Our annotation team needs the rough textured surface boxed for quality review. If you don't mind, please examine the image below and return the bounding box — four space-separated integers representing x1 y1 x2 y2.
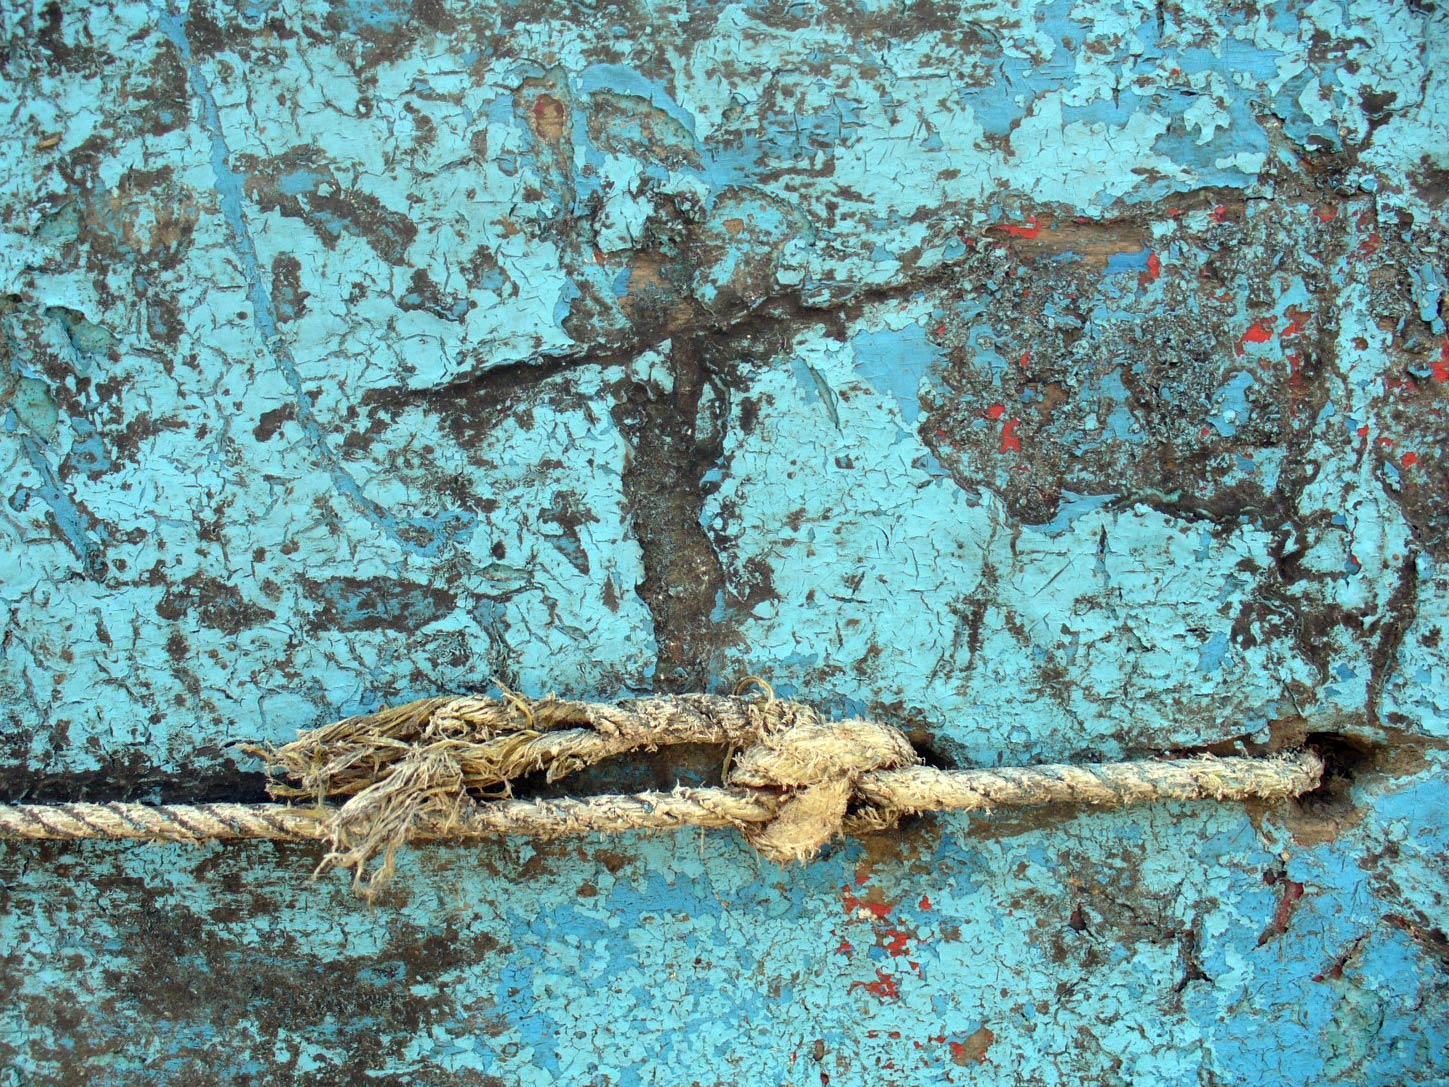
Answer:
0 0 1446 1083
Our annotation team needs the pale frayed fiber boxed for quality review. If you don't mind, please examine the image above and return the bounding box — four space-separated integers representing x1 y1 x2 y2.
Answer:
0 691 1324 899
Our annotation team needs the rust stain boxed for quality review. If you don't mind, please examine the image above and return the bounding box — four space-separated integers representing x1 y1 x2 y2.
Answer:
949 1026 995 1066
531 93 567 144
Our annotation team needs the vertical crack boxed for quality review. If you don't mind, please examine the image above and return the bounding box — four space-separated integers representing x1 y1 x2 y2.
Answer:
612 339 731 692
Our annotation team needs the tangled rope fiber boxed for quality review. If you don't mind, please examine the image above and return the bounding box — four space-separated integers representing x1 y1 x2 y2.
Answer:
0 688 1324 897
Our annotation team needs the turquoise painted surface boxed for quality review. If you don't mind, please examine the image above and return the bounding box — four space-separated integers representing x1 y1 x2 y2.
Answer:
1 0 1446 1083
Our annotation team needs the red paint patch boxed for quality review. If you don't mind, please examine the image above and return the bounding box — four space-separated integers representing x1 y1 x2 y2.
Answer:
1401 452 1418 469
995 215 1042 239
1211 204 1230 223
881 929 911 956
985 403 1006 420
919 895 933 910
999 418 1022 453
1279 306 1310 340
1315 204 1338 223
1019 349 1031 370
1238 319 1275 353
842 885 894 919
1141 250 1161 284
851 971 900 1000
1434 342 1449 383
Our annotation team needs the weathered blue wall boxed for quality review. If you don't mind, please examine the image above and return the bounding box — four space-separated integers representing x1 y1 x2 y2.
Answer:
1 0 1446 1083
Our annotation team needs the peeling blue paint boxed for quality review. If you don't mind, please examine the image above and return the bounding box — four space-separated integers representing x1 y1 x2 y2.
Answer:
1 0 1447 1082
850 324 941 427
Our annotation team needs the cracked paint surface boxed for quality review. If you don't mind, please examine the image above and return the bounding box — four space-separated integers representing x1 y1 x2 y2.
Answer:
0 0 1446 1083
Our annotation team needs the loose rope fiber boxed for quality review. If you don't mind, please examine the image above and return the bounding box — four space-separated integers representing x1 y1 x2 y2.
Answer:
0 689 1324 897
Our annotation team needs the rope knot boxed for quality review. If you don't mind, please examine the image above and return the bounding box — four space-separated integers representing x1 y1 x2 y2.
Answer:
727 717 920 864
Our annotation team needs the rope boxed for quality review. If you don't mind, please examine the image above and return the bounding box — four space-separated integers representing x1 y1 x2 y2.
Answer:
0 691 1324 897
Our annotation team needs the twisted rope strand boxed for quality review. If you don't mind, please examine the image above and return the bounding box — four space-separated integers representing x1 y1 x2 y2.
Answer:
0 791 779 843
855 753 1325 814
0 756 1322 840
